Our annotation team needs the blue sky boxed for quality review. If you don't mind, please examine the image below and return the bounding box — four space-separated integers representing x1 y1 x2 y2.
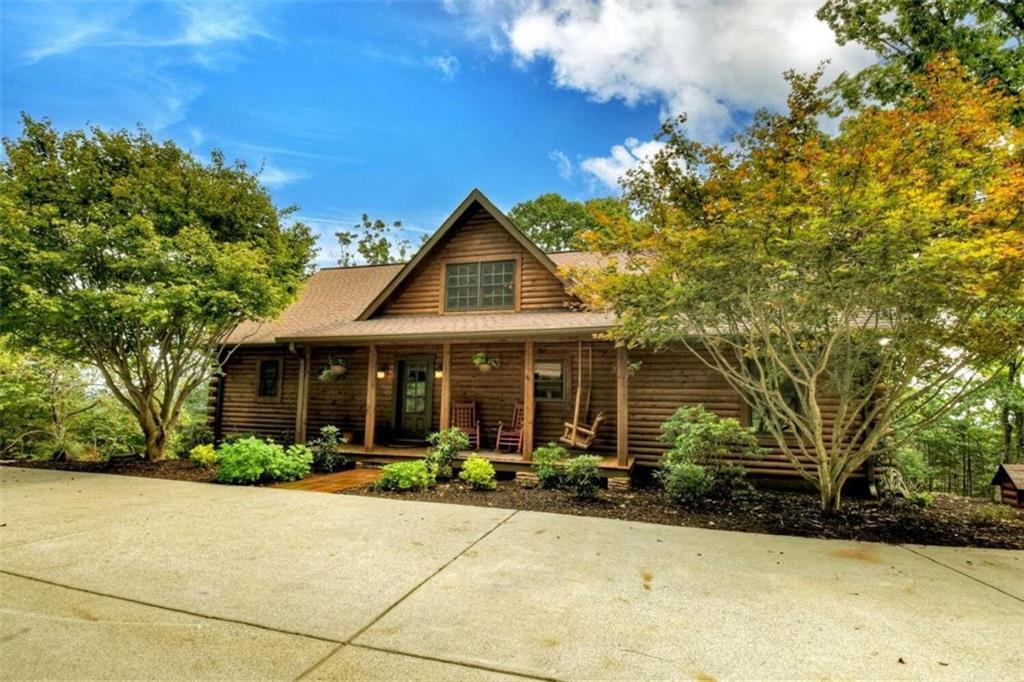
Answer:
1 1 872 266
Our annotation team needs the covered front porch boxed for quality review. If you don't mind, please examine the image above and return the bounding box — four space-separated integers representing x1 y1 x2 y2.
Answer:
289 335 635 472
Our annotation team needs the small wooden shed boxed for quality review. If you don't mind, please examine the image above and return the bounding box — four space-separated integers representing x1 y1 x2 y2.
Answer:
991 464 1024 508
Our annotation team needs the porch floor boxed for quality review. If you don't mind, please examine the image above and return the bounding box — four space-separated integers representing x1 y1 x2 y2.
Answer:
337 444 634 478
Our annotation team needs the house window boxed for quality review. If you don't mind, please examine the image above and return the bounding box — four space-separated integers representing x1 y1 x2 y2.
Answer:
257 359 282 399
445 260 515 311
534 360 565 402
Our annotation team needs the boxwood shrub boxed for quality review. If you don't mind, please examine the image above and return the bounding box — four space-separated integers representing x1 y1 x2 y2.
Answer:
563 455 602 499
531 443 569 488
458 456 497 490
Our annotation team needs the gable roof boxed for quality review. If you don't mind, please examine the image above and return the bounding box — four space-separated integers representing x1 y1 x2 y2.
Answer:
225 264 403 344
355 188 568 321
991 463 1024 489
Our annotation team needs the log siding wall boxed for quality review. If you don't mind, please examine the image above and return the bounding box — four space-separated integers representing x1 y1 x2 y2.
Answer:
215 347 301 441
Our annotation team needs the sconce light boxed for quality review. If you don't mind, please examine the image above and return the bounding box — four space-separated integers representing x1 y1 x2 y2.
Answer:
434 369 444 379
376 365 388 380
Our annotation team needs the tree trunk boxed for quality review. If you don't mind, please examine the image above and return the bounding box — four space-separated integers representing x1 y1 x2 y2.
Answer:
1011 409 1019 462
818 471 842 513
139 410 168 461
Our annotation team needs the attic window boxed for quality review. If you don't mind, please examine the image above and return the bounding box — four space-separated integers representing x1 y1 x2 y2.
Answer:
445 260 515 311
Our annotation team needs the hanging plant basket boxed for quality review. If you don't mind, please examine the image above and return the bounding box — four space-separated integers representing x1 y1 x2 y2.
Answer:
319 358 348 382
472 352 499 372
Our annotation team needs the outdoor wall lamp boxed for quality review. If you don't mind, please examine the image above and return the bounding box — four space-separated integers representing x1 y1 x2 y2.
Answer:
376 365 388 380
434 369 444 379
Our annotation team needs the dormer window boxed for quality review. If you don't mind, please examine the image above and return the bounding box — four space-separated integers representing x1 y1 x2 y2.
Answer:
445 260 516 311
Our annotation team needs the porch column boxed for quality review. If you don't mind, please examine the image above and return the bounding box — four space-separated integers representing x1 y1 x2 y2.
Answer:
616 345 629 467
439 342 452 430
294 346 312 444
522 339 535 459
364 344 377 451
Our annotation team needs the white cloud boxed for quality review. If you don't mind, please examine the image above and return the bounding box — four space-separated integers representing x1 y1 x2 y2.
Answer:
17 1 270 65
579 137 664 191
175 3 270 48
486 1 874 190
425 54 460 81
187 127 205 147
549 149 573 180
258 163 308 189
505 1 873 141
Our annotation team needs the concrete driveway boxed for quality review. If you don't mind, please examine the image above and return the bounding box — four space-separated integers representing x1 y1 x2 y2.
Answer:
1 467 1021 681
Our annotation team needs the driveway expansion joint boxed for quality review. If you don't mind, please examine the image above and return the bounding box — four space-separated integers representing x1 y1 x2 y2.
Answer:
294 509 523 681
349 642 561 682
0 569 343 644
897 544 1024 603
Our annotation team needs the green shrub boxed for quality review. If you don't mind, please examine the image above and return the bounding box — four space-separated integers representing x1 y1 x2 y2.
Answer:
269 444 313 481
172 421 214 458
660 460 714 503
658 406 759 502
374 460 435 491
660 405 760 467
310 425 348 473
564 455 601 499
216 437 311 484
459 456 497 490
425 427 470 479
531 443 569 488
908 491 935 508
189 444 218 468
713 463 753 497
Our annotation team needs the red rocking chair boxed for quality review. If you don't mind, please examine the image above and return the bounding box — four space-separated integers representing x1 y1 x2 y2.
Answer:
451 401 481 450
495 402 525 453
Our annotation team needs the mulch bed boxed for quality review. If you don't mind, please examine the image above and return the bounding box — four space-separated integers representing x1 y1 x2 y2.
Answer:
6 457 219 483
347 480 1024 550
8 459 1022 549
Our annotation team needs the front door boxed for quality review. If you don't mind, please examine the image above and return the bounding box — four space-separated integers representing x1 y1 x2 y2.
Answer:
394 356 433 439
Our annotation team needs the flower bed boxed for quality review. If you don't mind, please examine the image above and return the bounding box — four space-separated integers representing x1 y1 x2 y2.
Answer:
346 479 1024 550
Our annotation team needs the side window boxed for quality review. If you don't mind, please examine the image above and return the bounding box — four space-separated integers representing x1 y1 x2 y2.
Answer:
257 359 282 399
534 360 565 402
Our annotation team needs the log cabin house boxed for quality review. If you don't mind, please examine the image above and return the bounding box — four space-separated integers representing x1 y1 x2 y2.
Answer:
210 189 871 487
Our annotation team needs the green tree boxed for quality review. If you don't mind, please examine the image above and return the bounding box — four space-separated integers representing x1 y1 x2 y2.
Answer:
819 0 1024 120
0 116 315 461
0 340 143 459
574 59 1024 511
336 214 412 266
821 0 1024 458
508 193 629 251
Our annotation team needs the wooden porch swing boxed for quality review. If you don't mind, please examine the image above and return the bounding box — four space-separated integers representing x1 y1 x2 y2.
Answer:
559 342 606 450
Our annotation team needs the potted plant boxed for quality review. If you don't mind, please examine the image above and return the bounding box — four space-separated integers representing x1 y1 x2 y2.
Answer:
318 358 347 382
472 352 499 372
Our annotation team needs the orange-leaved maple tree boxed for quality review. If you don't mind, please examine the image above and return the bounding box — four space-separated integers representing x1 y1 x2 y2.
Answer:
573 57 1024 511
